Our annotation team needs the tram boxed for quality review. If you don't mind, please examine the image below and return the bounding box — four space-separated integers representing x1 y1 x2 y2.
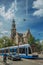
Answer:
0 44 38 59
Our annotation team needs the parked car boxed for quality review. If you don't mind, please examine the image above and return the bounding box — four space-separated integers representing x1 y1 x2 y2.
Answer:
41 51 43 54
8 54 21 61
32 52 38 58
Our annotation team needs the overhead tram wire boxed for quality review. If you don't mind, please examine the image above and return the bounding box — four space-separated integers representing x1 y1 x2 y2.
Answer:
23 0 28 21
26 0 28 17
14 0 28 22
13 0 19 56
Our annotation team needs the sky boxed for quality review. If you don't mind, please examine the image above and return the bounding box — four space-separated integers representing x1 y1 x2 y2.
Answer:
0 0 43 41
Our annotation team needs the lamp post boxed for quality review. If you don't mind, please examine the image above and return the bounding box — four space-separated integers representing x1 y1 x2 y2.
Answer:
3 39 6 47
18 41 19 56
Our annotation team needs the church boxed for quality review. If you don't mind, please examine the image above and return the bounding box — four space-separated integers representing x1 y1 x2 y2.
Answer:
11 19 30 45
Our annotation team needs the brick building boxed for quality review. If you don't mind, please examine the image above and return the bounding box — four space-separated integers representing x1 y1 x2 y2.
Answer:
11 19 30 45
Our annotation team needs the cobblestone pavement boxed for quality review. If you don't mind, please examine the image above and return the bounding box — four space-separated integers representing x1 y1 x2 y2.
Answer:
0 54 43 65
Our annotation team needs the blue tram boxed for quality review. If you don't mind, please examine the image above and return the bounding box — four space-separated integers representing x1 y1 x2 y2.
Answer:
0 44 38 59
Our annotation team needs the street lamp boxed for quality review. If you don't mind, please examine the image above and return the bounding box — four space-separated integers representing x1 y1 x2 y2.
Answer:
3 39 6 47
3 40 5 44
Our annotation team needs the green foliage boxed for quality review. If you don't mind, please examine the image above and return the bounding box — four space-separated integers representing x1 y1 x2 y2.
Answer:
28 34 35 45
0 36 15 48
35 39 42 52
28 33 42 52
41 41 43 51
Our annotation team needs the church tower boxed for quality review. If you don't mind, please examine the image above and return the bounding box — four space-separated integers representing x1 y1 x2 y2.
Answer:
11 19 16 42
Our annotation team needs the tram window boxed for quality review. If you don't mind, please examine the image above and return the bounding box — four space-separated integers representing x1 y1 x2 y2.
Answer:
6 49 8 53
16 48 19 53
28 47 31 54
19 48 22 53
12 49 14 52
19 48 25 54
0 50 1 53
1 50 4 53
12 48 18 53
11 49 16 54
0 50 2 53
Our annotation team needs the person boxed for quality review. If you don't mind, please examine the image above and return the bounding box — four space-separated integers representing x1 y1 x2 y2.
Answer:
3 50 7 63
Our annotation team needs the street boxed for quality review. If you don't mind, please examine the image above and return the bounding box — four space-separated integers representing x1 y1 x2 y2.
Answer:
0 54 43 65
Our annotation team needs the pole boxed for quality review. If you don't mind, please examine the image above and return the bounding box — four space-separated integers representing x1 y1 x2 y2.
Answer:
18 42 19 55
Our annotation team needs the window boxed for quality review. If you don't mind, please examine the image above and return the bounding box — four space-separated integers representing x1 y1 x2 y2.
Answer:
28 47 31 54
19 48 25 54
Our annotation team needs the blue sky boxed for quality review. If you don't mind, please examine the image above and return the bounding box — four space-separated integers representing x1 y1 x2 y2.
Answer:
0 0 43 41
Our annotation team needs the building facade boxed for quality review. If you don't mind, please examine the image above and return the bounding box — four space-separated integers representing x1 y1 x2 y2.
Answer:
11 19 30 45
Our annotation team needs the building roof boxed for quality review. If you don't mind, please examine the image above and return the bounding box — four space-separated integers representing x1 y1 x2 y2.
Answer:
17 33 23 37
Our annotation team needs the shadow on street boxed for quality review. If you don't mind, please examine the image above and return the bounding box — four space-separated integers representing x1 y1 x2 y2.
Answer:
36 57 43 60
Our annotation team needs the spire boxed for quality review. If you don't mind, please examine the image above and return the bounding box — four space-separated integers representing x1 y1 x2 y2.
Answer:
12 19 16 29
11 19 16 40
13 19 15 24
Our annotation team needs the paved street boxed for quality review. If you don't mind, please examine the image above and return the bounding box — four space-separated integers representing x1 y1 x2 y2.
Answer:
0 54 43 65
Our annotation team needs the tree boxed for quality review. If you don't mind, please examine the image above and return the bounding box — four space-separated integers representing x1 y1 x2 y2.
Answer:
0 38 4 48
35 39 42 52
41 41 43 51
28 34 42 52
0 36 14 48
28 34 35 45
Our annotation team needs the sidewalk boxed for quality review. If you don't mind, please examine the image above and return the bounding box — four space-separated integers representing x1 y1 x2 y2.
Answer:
0 56 3 65
39 54 43 58
0 56 11 65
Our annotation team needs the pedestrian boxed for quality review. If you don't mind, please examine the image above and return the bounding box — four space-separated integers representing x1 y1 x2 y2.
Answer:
3 50 7 63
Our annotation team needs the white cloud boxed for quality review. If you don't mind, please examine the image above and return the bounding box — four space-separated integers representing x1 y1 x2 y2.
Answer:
33 0 43 9
0 22 3 26
0 0 17 20
0 6 5 17
1 31 9 34
32 0 43 17
33 9 43 17
40 40 43 43
0 30 11 37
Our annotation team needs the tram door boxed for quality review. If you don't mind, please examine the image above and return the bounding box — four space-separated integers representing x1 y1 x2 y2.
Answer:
25 48 28 56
